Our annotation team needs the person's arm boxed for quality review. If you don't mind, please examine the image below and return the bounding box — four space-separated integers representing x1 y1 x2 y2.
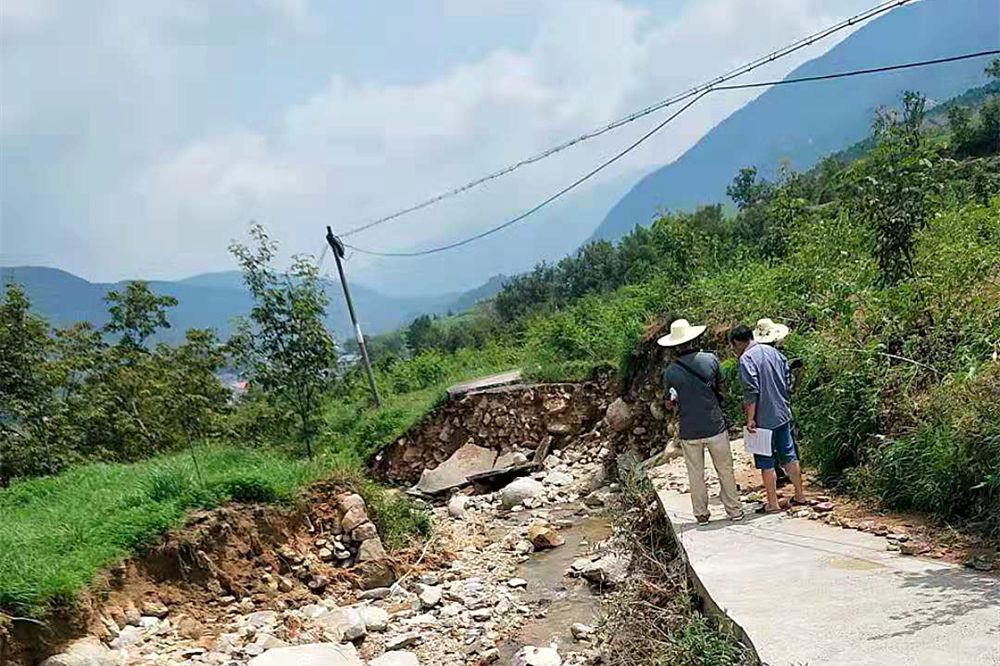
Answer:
739 355 759 432
744 401 757 433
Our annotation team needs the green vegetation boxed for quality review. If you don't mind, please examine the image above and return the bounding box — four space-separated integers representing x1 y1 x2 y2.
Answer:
0 446 317 613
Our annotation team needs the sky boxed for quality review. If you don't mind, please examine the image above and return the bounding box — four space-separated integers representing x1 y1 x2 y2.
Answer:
0 0 881 289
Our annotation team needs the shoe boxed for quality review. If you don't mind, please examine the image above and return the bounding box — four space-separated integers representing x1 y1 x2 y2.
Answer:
729 512 745 522
696 515 710 524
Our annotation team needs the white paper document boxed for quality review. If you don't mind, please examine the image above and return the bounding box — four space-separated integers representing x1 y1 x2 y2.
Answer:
743 427 773 456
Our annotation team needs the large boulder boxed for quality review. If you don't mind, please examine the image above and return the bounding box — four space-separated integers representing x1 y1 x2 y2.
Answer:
500 478 544 509
414 443 497 494
247 643 363 666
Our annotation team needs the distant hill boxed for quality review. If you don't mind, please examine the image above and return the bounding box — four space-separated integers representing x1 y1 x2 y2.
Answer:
0 266 503 344
589 0 1000 241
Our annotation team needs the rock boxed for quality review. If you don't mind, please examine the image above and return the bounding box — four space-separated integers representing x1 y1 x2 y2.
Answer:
109 625 144 650
385 634 422 650
315 607 367 641
581 552 630 587
123 602 141 627
370 652 421 666
277 575 295 592
507 578 529 588
359 587 393 601
359 606 390 632
351 521 379 542
256 634 290 650
543 471 573 487
813 501 835 513
512 645 562 666
900 541 932 556
448 495 469 518
141 600 169 618
546 423 571 435
605 398 631 432
247 610 278 627
338 492 367 514
300 604 329 619
176 616 205 639
358 536 385 562
247 643 363 666
308 575 329 593
418 584 443 609
40 637 126 666
527 523 566 550
965 555 995 572
342 506 369 533
414 443 498 494
471 607 493 621
356 561 396 589
501 478 545 509
570 623 594 641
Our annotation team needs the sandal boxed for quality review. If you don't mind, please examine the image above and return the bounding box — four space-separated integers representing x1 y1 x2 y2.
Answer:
756 504 781 514
789 497 809 507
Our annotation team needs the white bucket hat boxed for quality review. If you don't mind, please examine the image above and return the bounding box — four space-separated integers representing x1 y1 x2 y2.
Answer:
657 319 707 347
753 317 790 344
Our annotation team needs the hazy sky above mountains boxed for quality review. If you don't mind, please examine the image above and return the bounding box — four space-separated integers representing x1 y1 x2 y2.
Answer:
1 0 877 286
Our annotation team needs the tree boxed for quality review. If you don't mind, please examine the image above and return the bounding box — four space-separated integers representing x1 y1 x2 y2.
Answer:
986 57 1000 81
726 167 773 211
104 281 178 349
0 283 56 483
849 92 939 286
405 314 437 354
228 224 337 458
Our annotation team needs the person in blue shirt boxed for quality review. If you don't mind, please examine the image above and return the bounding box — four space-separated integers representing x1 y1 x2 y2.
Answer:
729 323 806 513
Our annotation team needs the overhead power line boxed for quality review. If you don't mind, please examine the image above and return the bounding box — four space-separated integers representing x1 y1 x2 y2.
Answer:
339 0 917 239
344 48 1000 258
347 92 709 257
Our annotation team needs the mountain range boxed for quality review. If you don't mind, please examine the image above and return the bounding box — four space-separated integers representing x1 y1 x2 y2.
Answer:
0 266 503 344
589 0 999 241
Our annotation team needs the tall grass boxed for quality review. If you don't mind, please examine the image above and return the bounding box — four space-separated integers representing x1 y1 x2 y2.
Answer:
0 446 321 614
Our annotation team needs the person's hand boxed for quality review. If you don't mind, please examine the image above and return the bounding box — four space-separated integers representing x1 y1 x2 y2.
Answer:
746 419 756 434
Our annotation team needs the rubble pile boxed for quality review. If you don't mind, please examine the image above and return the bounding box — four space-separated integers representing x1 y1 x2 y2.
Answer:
39 428 630 666
370 379 611 487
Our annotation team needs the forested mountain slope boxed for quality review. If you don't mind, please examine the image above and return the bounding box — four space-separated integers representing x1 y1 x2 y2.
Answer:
590 0 999 241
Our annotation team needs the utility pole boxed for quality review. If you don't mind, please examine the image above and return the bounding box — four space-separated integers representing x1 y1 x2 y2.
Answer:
325 226 381 408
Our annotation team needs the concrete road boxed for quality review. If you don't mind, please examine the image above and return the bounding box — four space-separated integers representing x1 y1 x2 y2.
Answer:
652 457 1000 666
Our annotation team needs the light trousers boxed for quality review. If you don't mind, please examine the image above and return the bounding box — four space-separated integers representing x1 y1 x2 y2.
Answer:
680 431 743 519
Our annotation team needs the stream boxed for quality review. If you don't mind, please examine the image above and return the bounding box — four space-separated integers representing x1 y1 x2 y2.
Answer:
496 510 613 661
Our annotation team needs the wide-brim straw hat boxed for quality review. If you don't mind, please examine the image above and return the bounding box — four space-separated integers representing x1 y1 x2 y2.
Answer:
753 317 790 344
657 319 707 347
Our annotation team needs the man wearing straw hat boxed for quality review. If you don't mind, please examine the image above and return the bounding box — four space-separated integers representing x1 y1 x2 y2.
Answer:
659 318 744 524
730 319 807 513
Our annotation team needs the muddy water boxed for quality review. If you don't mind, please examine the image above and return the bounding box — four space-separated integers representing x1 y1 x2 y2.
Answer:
496 511 613 661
